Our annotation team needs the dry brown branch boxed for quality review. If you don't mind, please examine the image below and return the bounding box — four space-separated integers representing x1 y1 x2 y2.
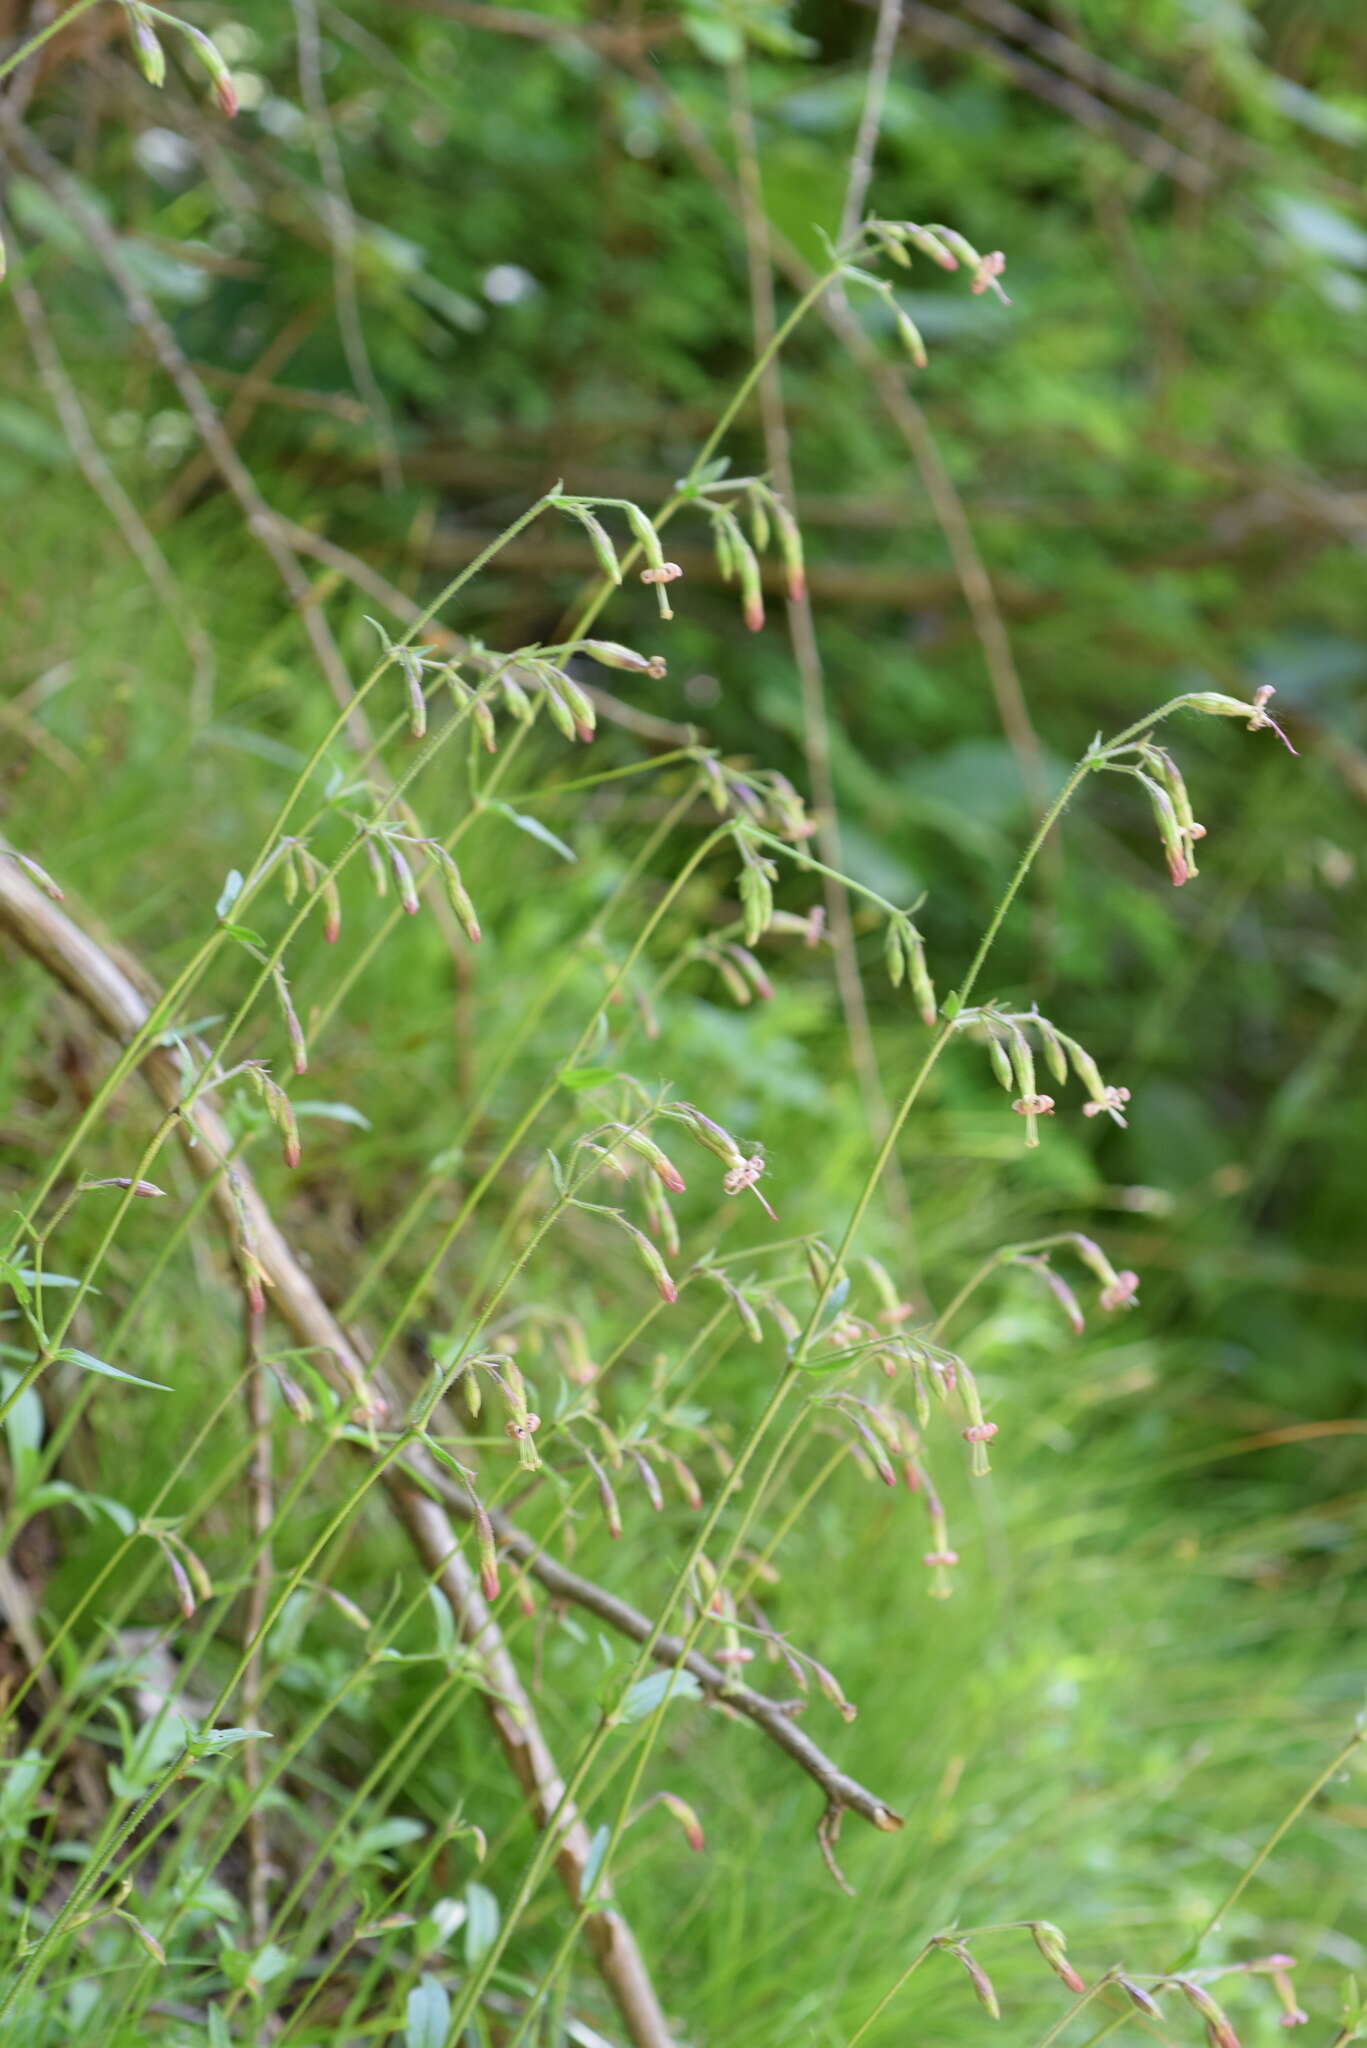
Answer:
0 853 675 2048
725 56 916 1256
386 0 677 57
418 1472 903 1837
0 117 368 747
1 217 216 715
153 308 322 526
0 847 904 1847
293 0 401 491
894 0 1216 190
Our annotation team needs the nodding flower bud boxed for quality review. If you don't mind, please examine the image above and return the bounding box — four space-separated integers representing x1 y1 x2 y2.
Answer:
579 640 668 680
270 1364 312 1422
627 1225 678 1305
126 3 166 86
385 840 421 916
80 1177 167 1199
474 1498 499 1601
1270 1968 1308 2027
566 504 622 585
614 1125 686 1193
770 496 806 602
900 222 959 270
656 1792 705 1852
176 20 238 116
675 1104 745 1171
1029 1922 1086 1996
988 1033 1015 1092
1117 1978 1162 2018
8 850 64 900
585 1448 623 1540
896 310 929 369
946 1943 1001 2020
1173 1978 1242 2048
163 1545 196 1620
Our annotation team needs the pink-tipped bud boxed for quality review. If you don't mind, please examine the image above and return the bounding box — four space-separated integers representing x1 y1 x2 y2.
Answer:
9 851 64 900
1174 1977 1241 2048
1030 1923 1085 1996
479 1507 506 1597
743 591 765 633
658 1792 704 1853
627 1226 678 1304
946 1943 1000 2020
244 1261 267 1318
618 1126 686 1193
668 1452 703 1512
387 842 420 916
177 21 238 117
580 640 668 680
164 1546 196 1621
1265 1964 1307 2028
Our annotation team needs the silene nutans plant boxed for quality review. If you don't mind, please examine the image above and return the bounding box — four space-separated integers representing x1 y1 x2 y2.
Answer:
0 8 1362 2048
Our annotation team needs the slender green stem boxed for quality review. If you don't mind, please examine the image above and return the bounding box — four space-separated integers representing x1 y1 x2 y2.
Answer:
0 0 103 84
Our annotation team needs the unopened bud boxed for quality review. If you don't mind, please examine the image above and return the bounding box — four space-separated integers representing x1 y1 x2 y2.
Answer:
1117 1978 1162 2018
1174 1977 1241 2048
627 1225 678 1305
947 1943 1000 2020
126 3 166 86
176 20 238 116
657 1791 704 1852
579 640 668 680
1029 1922 1086 1996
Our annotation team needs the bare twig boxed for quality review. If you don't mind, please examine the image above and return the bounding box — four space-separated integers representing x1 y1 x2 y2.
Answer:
838 0 904 246
725 58 917 1256
241 1297 274 1957
153 307 321 526
0 854 675 2048
293 0 401 490
2 215 217 718
418 1472 903 1838
894 0 1215 190
1 847 903 1839
1 116 368 749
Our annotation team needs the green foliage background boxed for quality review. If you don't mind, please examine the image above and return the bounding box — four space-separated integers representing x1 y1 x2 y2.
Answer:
0 1 1364 2042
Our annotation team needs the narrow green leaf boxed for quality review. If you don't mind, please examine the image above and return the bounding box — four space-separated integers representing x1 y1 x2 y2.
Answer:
57 1348 169 1392
488 800 576 862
